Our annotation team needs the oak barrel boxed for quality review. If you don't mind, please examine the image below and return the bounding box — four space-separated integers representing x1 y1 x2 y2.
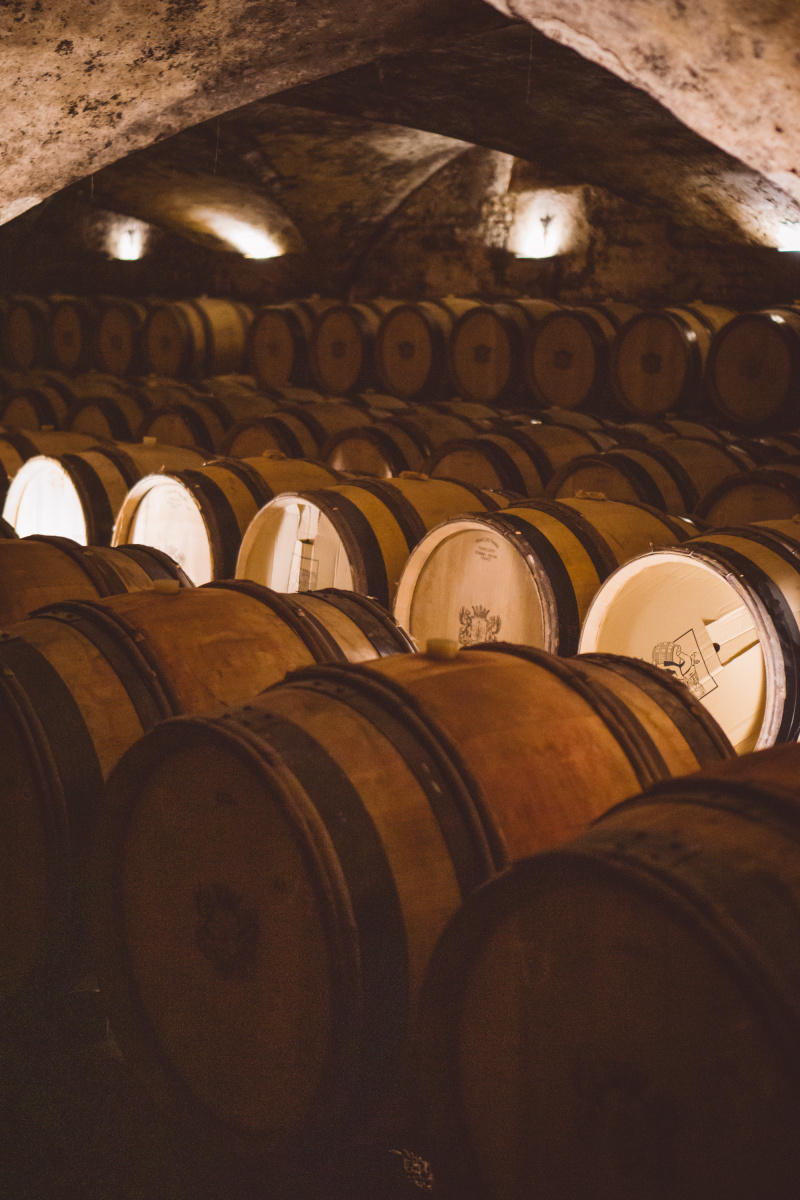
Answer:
48 296 99 374
113 457 340 584
248 299 333 390
91 644 730 1155
449 302 551 405
236 476 511 606
697 463 800 525
224 403 372 460
526 304 624 411
707 306 800 430
375 298 479 401
0 429 101 504
394 497 693 655
310 302 399 395
325 411 475 478
67 387 152 442
4 296 51 370
416 743 800 1200
144 299 253 379
579 518 800 754
0 382 72 431
96 298 150 376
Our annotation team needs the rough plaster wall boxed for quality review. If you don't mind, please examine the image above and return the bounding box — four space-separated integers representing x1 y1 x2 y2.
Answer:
486 0 800 204
0 0 498 225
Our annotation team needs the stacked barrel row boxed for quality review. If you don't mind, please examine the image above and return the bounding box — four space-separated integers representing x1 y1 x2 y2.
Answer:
6 292 800 431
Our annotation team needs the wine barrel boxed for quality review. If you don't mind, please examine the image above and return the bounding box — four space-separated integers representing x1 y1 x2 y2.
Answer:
0 581 412 1003
95 298 150 376
310 301 399 394
375 298 479 401
619 417 725 443
547 438 751 514
449 302 552 405
224 404 372 459
248 299 334 390
4 296 50 370
0 536 192 627
144 299 253 379
579 518 800 754
612 303 736 416
696 462 800 525
707 306 800 430
67 388 152 442
325 411 475 478
357 389 411 414
416 743 800 1200
526 304 624 412
2 442 204 545
0 429 101 504
0 383 72 431
48 296 99 374
91 644 731 1156
113 457 341 585
138 396 229 454
236 476 511 606
425 426 613 497
394 497 693 655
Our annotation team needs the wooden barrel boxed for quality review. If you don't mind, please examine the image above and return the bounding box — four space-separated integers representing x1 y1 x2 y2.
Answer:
416 743 800 1200
3 296 51 370
236 476 512 606
248 299 334 389
138 396 229 454
707 306 800 430
0 429 101 504
144 299 253 379
113 457 341 584
91 644 730 1156
425 425 612 497
619 417 725 443
696 462 800 525
66 388 151 442
0 535 192 628
325 411 475 478
96 298 150 376
394 497 694 655
224 404 372 459
612 303 736 416
2 442 204 545
579 518 800 753
449 302 551 405
0 383 72 431
526 304 623 411
136 375 205 407
374 298 480 401
547 438 751 514
310 302 398 394
0 581 412 1003
357 389 411 414
48 296 99 374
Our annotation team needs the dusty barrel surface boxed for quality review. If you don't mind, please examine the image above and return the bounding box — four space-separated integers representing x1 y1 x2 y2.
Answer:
144 299 253 379
425 424 613 497
114 457 341 584
394 497 694 655
91 644 730 1157
2 441 204 545
707 306 800 430
416 743 800 1200
579 518 800 754
611 303 735 416
0 582 410 1004
0 535 192 627
236 475 511 606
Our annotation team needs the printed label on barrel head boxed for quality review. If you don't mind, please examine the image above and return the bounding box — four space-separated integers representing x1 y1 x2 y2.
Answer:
474 536 499 563
459 604 501 646
652 628 718 700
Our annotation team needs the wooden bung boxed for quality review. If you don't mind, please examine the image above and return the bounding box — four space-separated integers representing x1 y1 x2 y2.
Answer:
579 517 800 754
611 303 736 416
416 743 800 1200
113 457 341 585
707 305 800 430
3 442 204 545
96 298 150 376
91 645 731 1155
144 299 253 379
236 475 513 606
0 581 412 1003
0 536 192 628
393 496 694 655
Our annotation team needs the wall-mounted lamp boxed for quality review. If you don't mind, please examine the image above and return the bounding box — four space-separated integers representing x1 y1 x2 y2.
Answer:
188 208 284 259
776 221 800 252
509 189 583 259
106 217 151 261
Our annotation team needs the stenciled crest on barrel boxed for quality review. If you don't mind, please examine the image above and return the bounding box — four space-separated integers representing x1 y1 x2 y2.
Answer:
459 604 501 646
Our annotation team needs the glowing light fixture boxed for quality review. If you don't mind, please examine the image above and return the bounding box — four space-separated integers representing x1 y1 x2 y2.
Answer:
189 207 284 259
509 189 582 259
776 221 800 252
107 217 150 261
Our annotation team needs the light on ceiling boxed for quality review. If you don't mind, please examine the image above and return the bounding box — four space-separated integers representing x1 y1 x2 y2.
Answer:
509 189 582 259
107 217 150 261
190 208 284 259
776 221 800 252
